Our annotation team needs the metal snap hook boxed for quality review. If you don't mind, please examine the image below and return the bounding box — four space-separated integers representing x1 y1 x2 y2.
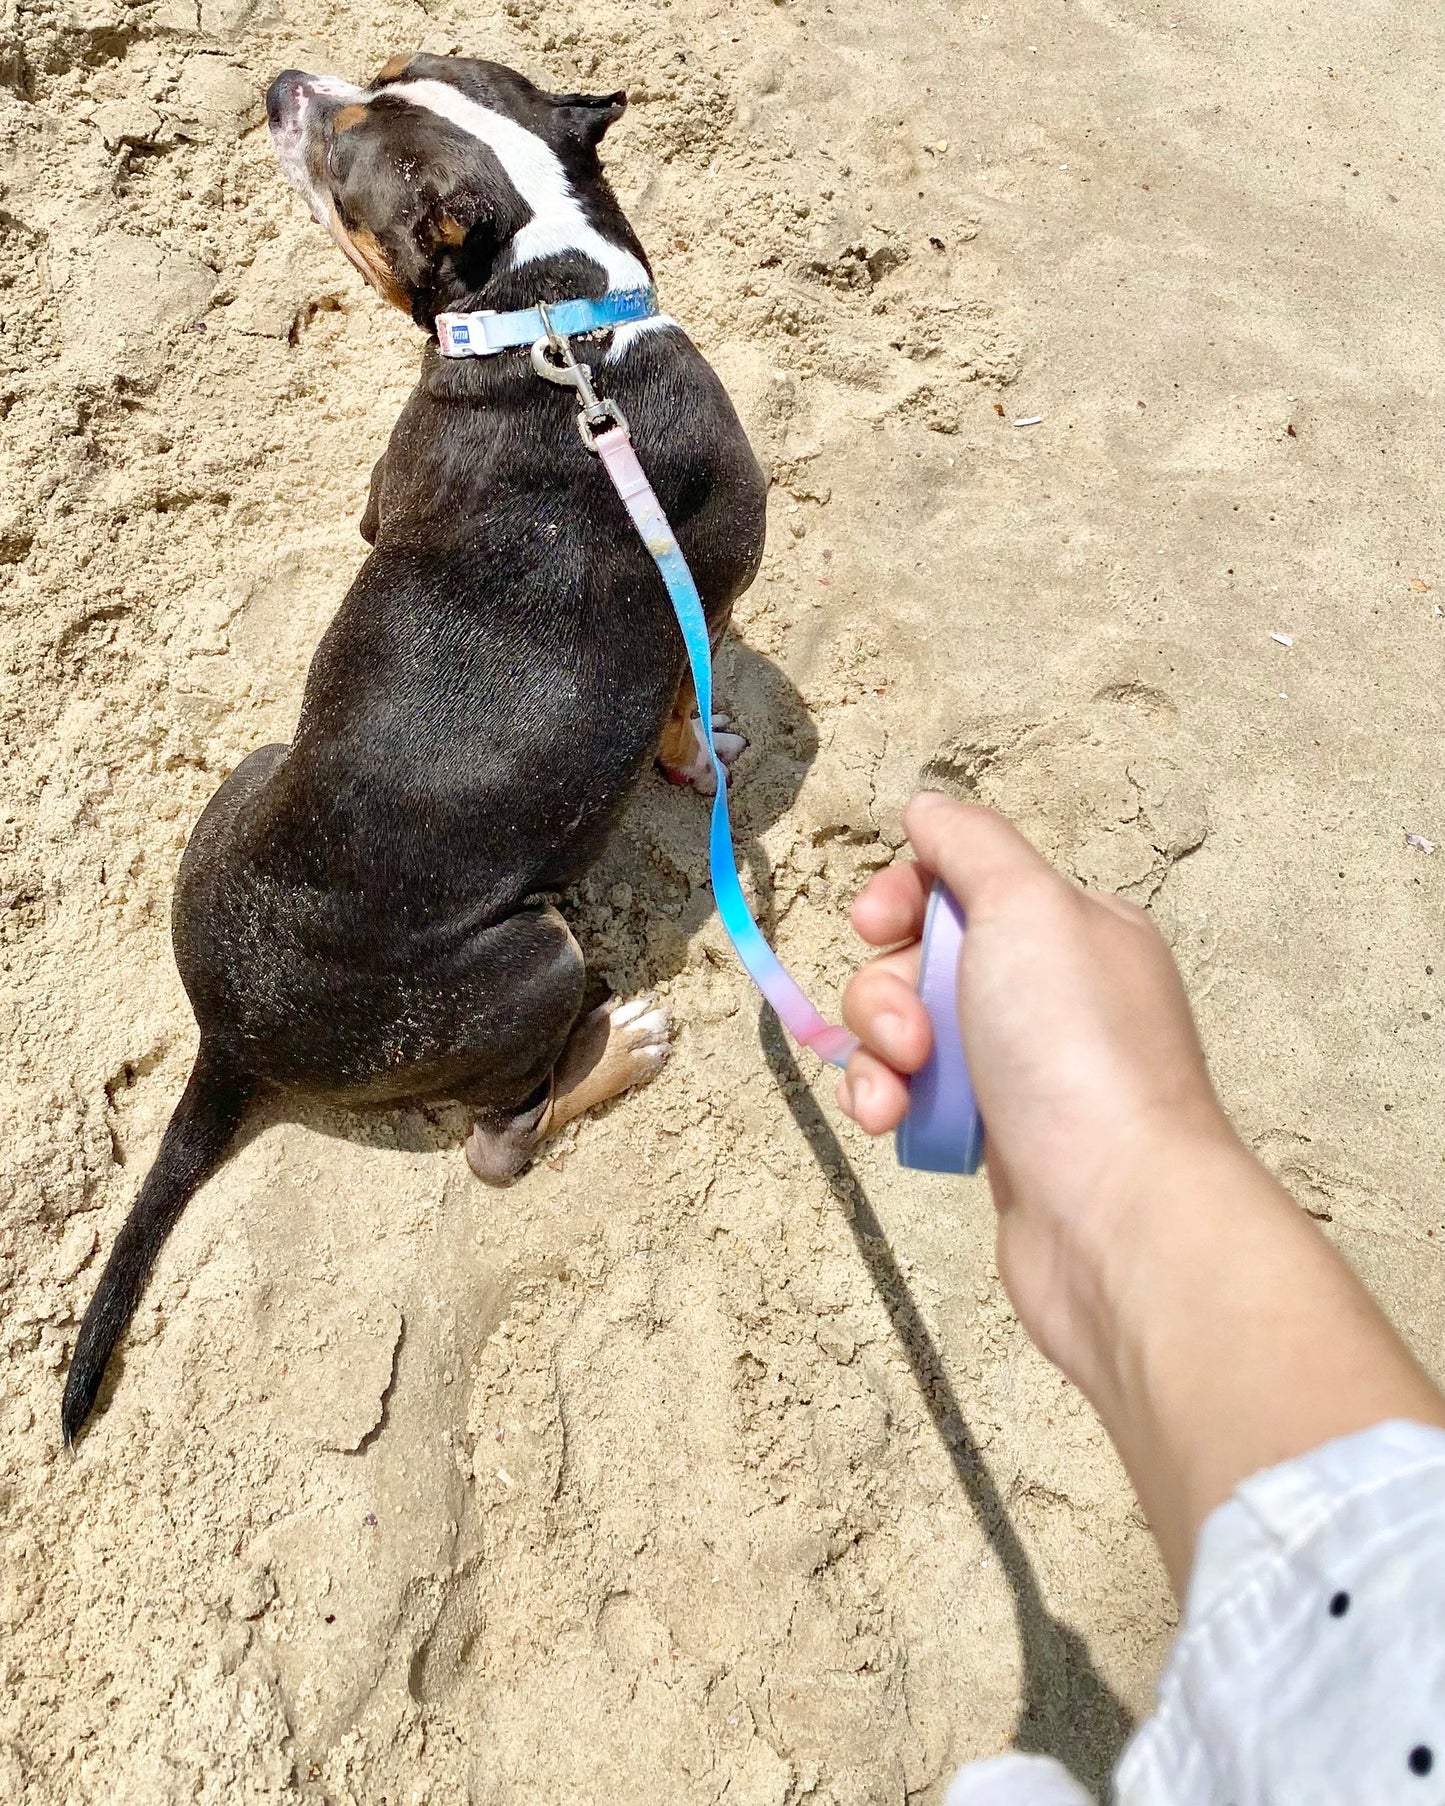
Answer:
529 304 630 452
529 334 590 389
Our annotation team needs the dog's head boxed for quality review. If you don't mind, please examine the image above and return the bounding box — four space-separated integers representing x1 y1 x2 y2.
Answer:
265 54 632 325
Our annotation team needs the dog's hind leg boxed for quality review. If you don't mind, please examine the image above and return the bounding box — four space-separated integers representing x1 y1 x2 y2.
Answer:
465 989 671 1185
303 898 662 1183
544 994 672 1130
656 666 748 794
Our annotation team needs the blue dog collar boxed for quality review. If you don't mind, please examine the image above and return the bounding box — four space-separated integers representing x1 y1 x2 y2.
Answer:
436 285 658 358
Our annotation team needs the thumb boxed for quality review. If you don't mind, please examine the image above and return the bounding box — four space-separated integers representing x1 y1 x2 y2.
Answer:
901 794 1057 917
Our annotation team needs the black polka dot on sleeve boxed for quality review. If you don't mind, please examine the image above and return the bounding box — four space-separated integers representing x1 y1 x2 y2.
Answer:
1328 1591 1351 1617
1408 1746 1434 1778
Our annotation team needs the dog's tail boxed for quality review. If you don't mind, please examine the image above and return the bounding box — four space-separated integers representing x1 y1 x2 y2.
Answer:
62 1051 258 1449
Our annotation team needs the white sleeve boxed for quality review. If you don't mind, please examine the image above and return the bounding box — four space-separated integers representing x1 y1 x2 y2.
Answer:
944 1752 1095 1806
1117 1418 1445 1804
941 1420 1445 1806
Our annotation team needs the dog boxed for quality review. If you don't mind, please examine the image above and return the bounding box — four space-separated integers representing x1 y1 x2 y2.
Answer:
61 52 768 1446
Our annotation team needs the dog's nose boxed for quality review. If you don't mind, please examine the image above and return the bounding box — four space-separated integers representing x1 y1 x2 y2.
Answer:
265 70 313 128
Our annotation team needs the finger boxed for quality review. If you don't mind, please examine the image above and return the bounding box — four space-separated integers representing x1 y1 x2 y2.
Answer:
836 1047 911 1134
841 962 932 1072
851 860 930 946
853 942 922 988
902 794 1059 918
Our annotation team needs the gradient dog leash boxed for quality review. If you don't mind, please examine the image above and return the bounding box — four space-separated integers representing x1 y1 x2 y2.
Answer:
436 289 982 1173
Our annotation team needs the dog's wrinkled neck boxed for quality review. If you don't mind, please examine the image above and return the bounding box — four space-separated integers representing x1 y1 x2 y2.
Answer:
413 207 656 413
463 242 648 311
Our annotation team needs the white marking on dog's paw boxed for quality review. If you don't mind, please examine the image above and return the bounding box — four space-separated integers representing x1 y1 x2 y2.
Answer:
552 995 671 1114
466 995 673 1180
607 994 653 1028
600 993 673 1067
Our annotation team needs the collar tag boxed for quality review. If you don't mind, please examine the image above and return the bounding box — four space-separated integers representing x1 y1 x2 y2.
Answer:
436 311 502 357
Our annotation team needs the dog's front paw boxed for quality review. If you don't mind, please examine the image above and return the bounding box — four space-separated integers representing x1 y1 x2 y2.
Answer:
659 712 747 795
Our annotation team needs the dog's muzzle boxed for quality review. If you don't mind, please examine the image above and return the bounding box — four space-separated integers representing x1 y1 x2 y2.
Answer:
265 69 367 227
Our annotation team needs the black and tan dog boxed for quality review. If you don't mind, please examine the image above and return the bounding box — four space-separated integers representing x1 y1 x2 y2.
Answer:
62 53 767 1445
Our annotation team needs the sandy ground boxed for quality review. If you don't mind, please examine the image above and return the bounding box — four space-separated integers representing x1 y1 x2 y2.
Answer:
1 0 1442 1799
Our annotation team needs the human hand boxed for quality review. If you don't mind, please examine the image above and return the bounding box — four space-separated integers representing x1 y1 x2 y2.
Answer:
837 793 1234 1376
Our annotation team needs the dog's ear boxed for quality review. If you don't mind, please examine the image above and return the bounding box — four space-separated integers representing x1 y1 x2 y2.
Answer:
424 195 505 279
546 89 627 151
406 173 516 329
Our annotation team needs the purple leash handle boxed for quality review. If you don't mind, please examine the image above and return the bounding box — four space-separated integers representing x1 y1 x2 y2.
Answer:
895 881 985 1174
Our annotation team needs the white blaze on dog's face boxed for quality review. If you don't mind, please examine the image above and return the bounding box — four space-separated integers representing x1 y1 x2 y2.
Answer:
263 54 645 320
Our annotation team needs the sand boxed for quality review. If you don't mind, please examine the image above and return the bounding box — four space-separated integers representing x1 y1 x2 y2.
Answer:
1 0 1442 1799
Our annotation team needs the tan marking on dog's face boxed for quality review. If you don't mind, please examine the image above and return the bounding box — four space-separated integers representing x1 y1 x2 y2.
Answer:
435 213 467 247
340 224 411 311
377 53 413 81
332 102 369 133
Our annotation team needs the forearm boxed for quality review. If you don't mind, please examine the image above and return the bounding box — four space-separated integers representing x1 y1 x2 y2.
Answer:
1059 1132 1445 1595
